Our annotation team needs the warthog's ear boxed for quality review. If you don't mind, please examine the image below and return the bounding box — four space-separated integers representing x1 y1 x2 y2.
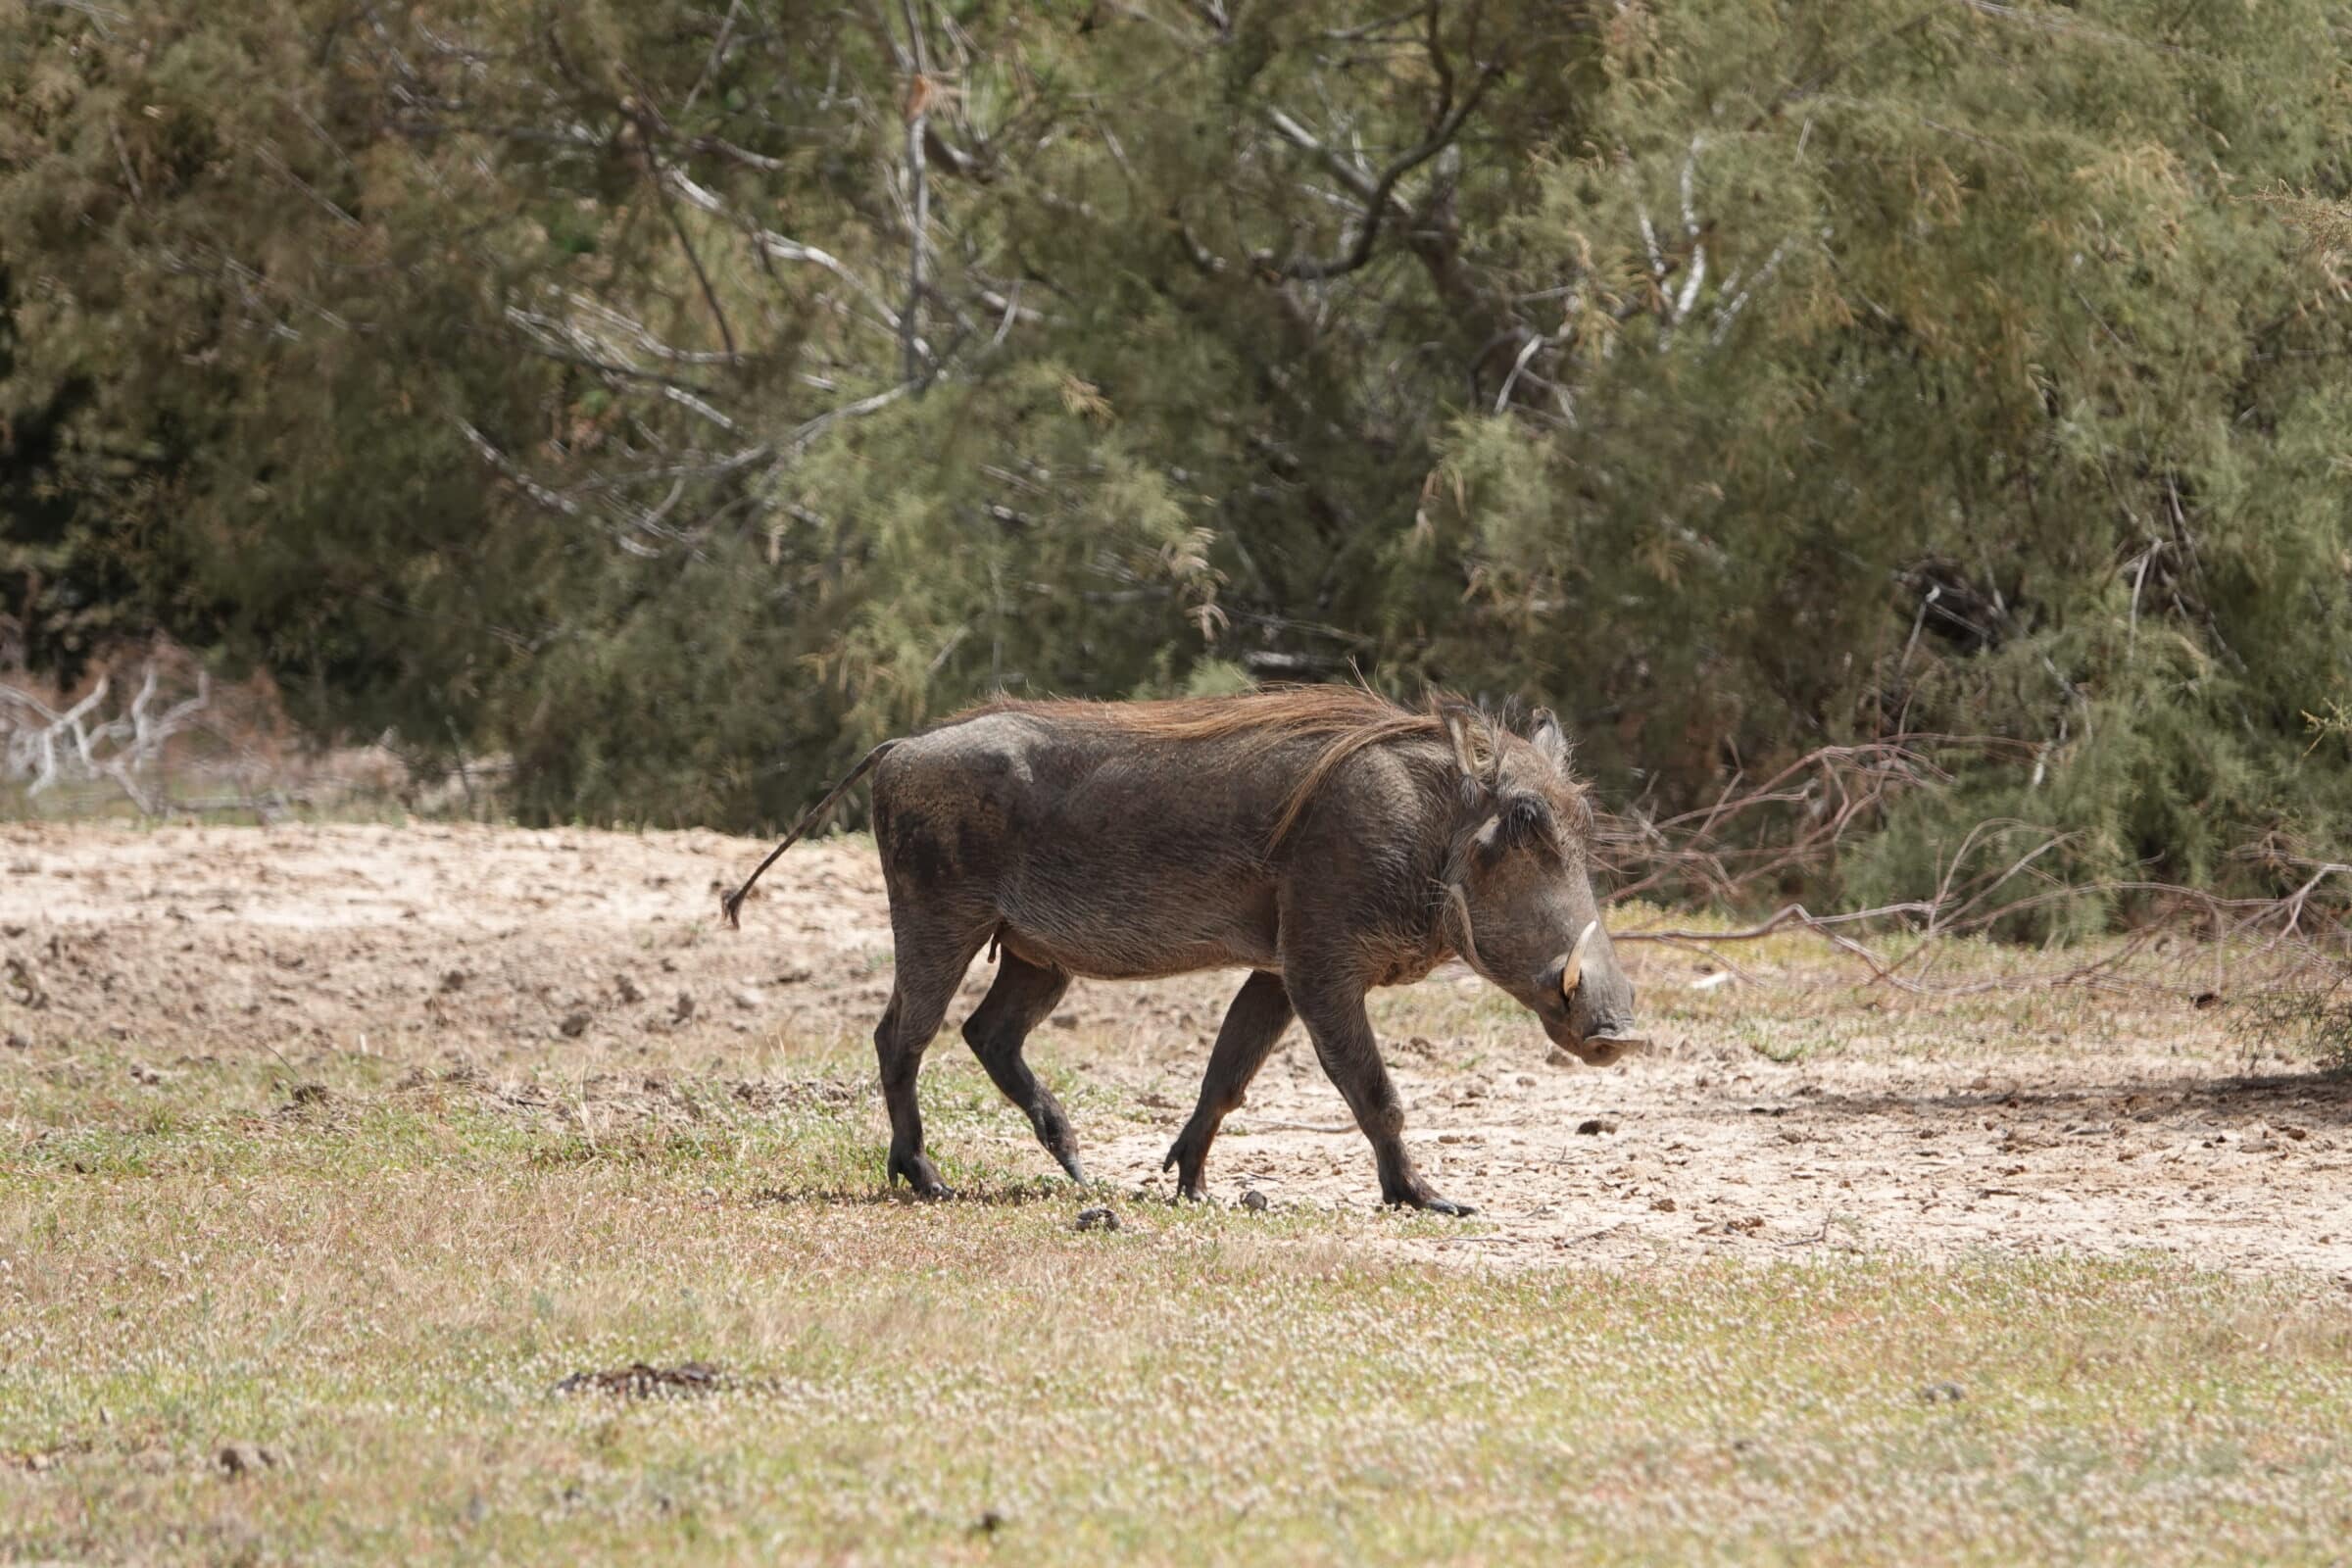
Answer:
1530 708 1571 772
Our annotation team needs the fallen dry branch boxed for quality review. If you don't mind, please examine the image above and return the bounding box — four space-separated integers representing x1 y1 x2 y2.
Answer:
1597 738 2351 1002
1595 735 2038 907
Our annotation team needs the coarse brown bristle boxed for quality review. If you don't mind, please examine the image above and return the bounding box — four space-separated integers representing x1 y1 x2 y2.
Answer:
948 686 1580 850
958 684 1430 738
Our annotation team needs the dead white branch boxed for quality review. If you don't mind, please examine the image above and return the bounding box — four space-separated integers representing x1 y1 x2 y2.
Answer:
1711 238 1789 346
660 167 908 339
1672 135 1707 322
0 664 211 815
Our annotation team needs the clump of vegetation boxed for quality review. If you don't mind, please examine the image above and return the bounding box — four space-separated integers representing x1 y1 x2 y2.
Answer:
2234 975 2352 1074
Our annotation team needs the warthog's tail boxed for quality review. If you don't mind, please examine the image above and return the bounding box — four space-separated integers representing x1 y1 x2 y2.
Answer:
719 741 900 929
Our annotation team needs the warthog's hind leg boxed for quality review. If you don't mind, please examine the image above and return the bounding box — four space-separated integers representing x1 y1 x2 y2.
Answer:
875 920 987 1199
1289 975 1473 1216
962 952 1084 1181
1163 970 1295 1201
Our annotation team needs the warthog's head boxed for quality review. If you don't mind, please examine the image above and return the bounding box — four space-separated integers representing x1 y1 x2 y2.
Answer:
1441 708 1644 1066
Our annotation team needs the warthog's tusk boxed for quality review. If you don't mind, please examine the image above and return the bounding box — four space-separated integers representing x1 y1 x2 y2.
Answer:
1560 919 1598 1000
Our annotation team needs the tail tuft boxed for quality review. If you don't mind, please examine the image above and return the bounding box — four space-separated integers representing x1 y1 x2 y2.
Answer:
719 885 747 929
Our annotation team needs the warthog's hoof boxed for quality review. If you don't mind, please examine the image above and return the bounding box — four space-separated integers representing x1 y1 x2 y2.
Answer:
888 1151 954 1200
1161 1133 1211 1201
1384 1185 1476 1217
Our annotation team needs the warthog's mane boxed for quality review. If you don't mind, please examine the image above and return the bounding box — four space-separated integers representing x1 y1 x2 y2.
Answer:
954 685 1587 853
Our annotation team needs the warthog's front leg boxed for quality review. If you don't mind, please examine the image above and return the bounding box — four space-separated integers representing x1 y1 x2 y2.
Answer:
1289 975 1472 1216
963 952 1084 1182
1164 970 1295 1200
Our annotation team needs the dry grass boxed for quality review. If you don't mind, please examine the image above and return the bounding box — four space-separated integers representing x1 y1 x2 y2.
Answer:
6 1050 2352 1565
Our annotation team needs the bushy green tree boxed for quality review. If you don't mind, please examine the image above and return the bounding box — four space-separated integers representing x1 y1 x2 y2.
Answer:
3 1 2347 909
1398 1 2352 900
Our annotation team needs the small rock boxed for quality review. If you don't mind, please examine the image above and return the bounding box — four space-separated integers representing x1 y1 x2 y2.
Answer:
438 969 467 993
217 1442 279 1477
731 986 765 1011
2281 1124 2311 1142
671 992 696 1023
559 1009 593 1038
772 964 813 985
1576 1117 1618 1136
1650 1196 1678 1212
1073 1206 1120 1233
973 1508 1009 1535
288 1082 331 1106
1240 1189 1269 1212
1545 1047 1581 1069
613 973 646 1004
1917 1381 1965 1405
4 1033 28 1051
1050 1010 1079 1030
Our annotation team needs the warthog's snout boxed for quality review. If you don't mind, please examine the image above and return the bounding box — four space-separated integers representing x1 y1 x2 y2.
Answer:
1538 918 1644 1066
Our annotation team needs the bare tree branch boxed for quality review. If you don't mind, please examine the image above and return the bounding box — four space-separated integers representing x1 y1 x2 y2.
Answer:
660 167 907 339
645 140 742 364
1259 64 1503 282
898 0 934 385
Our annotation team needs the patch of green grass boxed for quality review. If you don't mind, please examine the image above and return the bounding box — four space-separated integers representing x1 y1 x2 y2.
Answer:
5 1052 2352 1565
1720 1013 1862 1064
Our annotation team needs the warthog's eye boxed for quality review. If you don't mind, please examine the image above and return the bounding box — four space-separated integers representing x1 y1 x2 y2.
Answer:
1497 795 1556 855
1472 794 1563 866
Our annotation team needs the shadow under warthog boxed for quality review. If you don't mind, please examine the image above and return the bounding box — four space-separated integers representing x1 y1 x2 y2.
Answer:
750 1177 1102 1209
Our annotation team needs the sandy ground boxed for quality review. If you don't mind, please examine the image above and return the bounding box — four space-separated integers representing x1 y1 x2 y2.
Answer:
4 821 2348 1281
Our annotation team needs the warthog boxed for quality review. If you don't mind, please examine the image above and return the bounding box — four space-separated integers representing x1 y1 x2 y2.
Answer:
722 687 1642 1213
